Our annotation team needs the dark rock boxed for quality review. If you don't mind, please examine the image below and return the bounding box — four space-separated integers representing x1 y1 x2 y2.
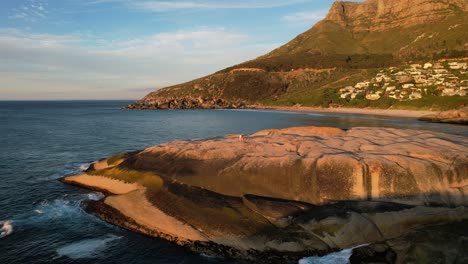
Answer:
242 194 315 227
123 96 247 110
352 220 468 264
350 243 397 264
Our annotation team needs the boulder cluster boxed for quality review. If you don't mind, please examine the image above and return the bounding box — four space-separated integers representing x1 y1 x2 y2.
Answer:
124 97 246 110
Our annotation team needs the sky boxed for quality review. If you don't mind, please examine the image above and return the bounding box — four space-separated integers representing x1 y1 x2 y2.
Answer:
0 0 342 100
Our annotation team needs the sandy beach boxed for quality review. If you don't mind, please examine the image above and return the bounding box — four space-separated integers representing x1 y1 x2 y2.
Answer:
249 106 438 118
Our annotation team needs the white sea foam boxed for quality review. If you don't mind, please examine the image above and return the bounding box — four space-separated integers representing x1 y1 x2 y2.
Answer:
56 234 122 259
79 163 90 171
32 162 91 182
306 113 325 117
200 253 218 259
0 220 13 238
31 198 83 222
9 193 104 232
25 192 103 224
86 192 104 201
299 248 353 264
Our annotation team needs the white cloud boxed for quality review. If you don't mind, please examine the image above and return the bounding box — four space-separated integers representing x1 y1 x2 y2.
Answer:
9 0 48 22
9 12 28 20
282 10 327 24
92 0 310 12
0 28 276 100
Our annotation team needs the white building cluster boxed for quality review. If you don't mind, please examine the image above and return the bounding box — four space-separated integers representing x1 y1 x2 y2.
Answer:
338 60 467 101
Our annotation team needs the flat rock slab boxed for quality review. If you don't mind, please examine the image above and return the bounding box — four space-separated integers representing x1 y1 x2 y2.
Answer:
63 126 468 263
124 126 468 207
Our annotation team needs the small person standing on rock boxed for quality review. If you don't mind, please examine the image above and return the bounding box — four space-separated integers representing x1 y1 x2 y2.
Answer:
239 134 246 143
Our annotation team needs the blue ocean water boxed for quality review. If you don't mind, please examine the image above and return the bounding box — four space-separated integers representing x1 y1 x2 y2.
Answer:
0 101 466 264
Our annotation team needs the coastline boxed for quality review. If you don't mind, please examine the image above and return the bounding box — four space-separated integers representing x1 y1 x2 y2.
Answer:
248 105 438 118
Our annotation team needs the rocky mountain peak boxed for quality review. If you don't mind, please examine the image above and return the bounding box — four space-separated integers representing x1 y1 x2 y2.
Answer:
325 0 467 32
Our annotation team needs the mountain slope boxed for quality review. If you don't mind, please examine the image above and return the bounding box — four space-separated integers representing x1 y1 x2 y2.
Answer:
228 0 467 71
128 0 467 110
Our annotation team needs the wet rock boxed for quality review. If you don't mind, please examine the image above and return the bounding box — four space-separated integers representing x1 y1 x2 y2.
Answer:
350 243 396 264
351 220 468 264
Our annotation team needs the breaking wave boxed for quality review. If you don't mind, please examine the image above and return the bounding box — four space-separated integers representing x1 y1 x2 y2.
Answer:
33 198 84 220
0 220 13 238
5 191 104 231
30 192 103 221
31 162 91 182
79 164 90 171
56 234 122 259
86 192 104 201
299 248 353 264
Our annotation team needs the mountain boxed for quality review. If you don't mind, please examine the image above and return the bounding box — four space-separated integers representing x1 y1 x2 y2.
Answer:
127 0 468 111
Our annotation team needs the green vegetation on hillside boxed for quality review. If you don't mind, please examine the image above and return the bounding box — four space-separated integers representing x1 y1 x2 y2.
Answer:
221 54 396 73
135 1 468 111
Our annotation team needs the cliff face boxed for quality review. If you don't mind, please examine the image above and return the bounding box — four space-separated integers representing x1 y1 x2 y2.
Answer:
325 0 467 32
266 0 467 57
127 0 467 109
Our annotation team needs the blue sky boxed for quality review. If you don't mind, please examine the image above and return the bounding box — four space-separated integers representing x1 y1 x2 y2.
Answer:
0 0 342 100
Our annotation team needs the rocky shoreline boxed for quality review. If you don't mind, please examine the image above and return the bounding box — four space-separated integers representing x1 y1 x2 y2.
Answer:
62 126 468 263
419 107 468 125
123 97 247 110
122 97 444 119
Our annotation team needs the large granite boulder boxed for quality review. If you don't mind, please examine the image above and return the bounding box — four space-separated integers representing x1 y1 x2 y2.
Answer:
62 126 468 263
124 126 468 207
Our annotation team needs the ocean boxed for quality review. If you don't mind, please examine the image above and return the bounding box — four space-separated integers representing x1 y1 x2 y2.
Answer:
0 101 466 264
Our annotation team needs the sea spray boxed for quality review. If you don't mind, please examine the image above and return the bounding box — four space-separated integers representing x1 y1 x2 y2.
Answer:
79 163 90 171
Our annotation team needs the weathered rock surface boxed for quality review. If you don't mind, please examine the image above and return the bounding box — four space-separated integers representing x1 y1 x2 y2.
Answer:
63 126 468 263
127 126 468 206
326 0 467 32
419 107 468 125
